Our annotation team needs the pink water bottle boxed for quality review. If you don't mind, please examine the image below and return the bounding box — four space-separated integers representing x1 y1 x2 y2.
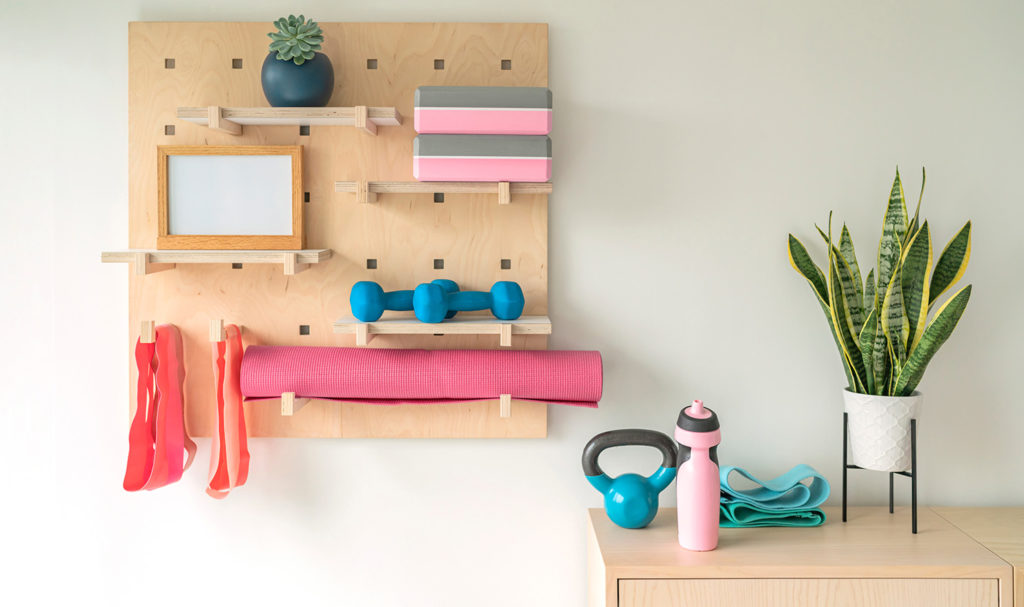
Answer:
675 399 721 551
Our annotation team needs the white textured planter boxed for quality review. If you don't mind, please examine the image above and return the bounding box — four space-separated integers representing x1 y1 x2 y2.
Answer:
843 389 921 472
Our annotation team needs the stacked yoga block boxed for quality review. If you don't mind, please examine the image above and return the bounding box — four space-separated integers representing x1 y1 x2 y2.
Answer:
413 86 552 182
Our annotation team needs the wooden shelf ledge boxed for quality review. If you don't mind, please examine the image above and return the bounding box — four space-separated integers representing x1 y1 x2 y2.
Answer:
333 315 552 346
177 106 402 135
101 249 332 275
334 180 552 204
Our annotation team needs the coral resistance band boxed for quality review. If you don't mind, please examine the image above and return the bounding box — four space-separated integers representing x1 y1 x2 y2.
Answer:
123 325 196 491
207 324 249 498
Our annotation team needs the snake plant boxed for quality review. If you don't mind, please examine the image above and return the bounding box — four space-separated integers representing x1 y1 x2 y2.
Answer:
268 15 324 65
788 168 972 397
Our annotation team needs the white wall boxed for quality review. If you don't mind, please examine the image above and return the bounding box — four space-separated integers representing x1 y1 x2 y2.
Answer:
3 1 1022 604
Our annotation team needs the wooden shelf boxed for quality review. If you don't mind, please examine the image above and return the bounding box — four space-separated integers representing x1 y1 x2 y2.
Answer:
101 249 332 275
177 105 402 135
333 315 552 346
335 180 553 204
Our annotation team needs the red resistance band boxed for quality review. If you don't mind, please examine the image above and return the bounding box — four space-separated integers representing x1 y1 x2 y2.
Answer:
124 324 197 491
207 324 249 499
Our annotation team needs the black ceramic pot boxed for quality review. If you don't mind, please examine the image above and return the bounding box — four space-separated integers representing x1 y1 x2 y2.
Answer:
261 52 335 107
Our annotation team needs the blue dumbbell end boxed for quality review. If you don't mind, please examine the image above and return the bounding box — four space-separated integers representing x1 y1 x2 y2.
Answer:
350 281 385 322
413 283 448 323
432 279 460 319
491 281 525 320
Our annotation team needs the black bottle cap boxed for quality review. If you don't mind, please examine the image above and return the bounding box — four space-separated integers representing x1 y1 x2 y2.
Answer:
676 401 720 433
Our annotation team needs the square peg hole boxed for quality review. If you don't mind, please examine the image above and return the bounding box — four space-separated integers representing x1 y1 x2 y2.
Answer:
164 58 175 69
304 192 310 203
500 259 512 270
434 59 445 70
231 263 243 270
299 125 310 136
366 58 378 69
501 59 512 70
231 58 243 69
433 193 445 203
299 325 310 336
164 125 175 136
366 258 378 270
433 259 444 270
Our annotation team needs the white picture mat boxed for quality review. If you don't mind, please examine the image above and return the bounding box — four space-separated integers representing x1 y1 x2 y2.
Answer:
167 155 294 235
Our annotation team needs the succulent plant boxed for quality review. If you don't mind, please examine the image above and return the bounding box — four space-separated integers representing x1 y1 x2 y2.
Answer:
268 15 325 65
788 168 973 397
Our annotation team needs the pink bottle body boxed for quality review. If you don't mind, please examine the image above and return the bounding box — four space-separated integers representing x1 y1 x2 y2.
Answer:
675 400 721 551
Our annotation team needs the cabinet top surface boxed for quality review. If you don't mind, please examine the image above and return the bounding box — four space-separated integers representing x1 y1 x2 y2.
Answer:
934 507 1024 567
588 507 1015 578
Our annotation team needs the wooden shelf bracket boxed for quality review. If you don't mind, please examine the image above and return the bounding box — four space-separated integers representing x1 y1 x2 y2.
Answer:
335 181 551 205
499 393 512 418
207 105 242 135
281 392 311 416
140 320 156 344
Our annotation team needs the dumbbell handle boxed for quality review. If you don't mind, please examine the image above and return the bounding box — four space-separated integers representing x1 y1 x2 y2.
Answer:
447 291 492 312
382 290 413 311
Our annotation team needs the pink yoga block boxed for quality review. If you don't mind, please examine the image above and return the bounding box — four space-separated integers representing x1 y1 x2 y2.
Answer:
240 347 603 407
414 108 553 135
413 157 552 182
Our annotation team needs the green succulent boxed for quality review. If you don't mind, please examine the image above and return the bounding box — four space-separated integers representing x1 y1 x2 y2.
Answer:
788 168 973 397
268 15 325 65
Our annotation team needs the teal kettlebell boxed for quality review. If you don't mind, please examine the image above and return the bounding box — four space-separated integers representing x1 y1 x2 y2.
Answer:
582 429 679 529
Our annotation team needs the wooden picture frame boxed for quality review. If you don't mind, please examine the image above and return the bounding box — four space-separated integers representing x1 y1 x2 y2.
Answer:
157 145 304 250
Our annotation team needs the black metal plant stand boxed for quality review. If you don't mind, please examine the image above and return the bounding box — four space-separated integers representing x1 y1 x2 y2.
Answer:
842 412 918 534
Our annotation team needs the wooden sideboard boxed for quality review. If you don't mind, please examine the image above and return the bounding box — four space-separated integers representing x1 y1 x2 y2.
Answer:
588 507 1020 607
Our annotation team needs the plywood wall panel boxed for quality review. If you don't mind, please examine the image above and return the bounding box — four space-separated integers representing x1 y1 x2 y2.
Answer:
127 22 549 438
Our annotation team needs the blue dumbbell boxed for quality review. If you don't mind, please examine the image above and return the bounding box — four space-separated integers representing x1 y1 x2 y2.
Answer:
351 280 459 322
412 281 525 323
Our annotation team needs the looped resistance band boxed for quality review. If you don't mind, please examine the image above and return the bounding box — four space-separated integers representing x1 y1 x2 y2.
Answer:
207 324 249 499
123 325 196 491
719 464 830 528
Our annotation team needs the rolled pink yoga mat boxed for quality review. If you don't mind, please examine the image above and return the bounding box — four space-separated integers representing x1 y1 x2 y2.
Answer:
240 347 603 408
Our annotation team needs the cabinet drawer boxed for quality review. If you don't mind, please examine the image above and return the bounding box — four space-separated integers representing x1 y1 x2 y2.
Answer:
618 578 998 607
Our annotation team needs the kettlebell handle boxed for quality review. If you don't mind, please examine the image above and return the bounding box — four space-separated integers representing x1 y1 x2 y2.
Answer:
582 429 678 478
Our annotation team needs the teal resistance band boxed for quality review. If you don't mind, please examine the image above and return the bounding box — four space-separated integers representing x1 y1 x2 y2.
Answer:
719 464 830 528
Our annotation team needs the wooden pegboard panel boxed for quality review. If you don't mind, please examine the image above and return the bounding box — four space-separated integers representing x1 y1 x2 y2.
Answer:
127 22 549 438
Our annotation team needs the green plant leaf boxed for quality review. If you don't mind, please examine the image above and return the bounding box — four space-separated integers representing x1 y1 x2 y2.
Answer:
269 40 289 51
893 284 972 395
902 167 926 249
900 221 932 351
859 308 877 394
293 56 306 65
828 224 868 391
876 168 909 304
814 225 864 333
871 310 889 395
790 231 856 390
863 268 875 313
840 224 863 310
297 40 311 52
788 235 828 302
929 220 972 307
881 263 909 366
302 50 315 60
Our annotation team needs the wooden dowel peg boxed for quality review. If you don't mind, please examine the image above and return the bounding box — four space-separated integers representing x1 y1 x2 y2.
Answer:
132 252 174 276
355 323 374 346
499 393 512 418
356 180 377 204
207 105 242 135
281 392 310 416
283 252 308 275
497 181 511 205
499 323 513 347
354 105 377 135
140 320 156 344
209 319 225 342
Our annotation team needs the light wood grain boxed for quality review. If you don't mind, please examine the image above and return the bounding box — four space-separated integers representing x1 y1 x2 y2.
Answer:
127 22 550 438
103 249 331 274
140 320 156 344
335 180 552 205
177 105 402 129
588 507 1013 606
936 507 1024 607
619 578 997 607
333 315 551 347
